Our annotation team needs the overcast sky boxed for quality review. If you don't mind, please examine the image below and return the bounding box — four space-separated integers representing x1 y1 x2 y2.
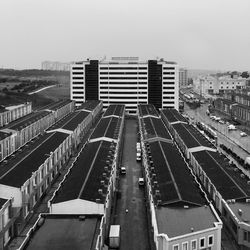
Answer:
0 0 250 71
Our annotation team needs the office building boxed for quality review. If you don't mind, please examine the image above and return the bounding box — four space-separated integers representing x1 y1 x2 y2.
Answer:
70 57 179 113
179 68 188 87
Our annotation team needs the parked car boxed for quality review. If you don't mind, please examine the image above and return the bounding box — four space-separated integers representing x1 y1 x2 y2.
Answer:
240 131 247 137
219 120 225 124
228 124 236 130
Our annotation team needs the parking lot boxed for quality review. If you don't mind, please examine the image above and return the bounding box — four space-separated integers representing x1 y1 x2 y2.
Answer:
113 118 151 250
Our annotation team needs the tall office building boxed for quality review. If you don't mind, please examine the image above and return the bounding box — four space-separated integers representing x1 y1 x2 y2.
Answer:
70 57 179 113
179 68 188 86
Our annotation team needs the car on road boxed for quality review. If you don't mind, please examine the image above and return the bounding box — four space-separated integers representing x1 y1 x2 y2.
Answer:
121 167 126 174
240 131 247 137
138 177 145 186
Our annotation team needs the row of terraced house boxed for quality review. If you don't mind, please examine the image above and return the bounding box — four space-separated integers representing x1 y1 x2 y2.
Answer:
14 104 125 250
161 108 250 249
0 100 103 249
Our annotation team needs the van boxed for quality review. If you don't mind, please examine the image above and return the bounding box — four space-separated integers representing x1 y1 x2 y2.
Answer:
138 177 144 186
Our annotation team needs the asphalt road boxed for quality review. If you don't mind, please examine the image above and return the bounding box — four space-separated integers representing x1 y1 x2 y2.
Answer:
114 118 151 250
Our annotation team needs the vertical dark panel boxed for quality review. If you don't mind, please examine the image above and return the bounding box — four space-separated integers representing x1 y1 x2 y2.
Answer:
85 60 99 100
148 60 162 109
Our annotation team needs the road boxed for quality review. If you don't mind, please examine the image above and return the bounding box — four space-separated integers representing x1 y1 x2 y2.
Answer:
113 118 151 250
28 85 56 95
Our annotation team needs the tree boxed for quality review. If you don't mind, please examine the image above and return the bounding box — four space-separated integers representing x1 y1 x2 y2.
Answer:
241 71 249 78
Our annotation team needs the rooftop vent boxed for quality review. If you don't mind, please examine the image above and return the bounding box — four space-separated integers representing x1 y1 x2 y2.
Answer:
238 209 243 216
190 227 194 232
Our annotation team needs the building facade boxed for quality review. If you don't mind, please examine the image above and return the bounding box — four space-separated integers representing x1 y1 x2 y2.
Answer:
193 76 246 97
179 68 188 87
70 57 179 113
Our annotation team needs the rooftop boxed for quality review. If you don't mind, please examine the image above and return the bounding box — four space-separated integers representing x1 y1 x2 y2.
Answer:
52 140 116 204
0 130 12 140
172 123 215 149
0 132 68 187
192 150 248 200
138 104 158 117
5 110 52 131
141 117 172 141
77 100 101 111
147 140 206 206
103 104 125 117
156 205 219 238
161 108 188 124
24 214 101 250
90 117 121 140
228 202 250 224
40 100 72 111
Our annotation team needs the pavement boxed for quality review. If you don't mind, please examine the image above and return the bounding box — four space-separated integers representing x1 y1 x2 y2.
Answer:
113 118 151 250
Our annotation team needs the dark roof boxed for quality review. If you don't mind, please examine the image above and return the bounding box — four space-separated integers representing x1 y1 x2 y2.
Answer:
24 214 102 250
172 123 215 149
142 117 172 141
77 100 101 111
90 117 120 140
0 132 68 187
0 198 8 209
5 110 51 131
0 131 12 140
138 104 158 117
61 111 89 131
41 100 72 111
147 141 206 206
192 150 247 200
52 141 115 203
161 109 187 123
103 104 125 117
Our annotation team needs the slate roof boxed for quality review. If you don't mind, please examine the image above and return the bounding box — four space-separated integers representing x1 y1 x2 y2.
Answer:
5 111 52 131
90 117 120 140
0 132 68 187
0 131 12 140
192 150 248 200
61 111 89 131
138 104 158 117
77 100 101 111
42 100 72 111
103 104 125 117
141 117 172 141
161 109 187 123
52 141 115 204
147 141 206 206
172 123 215 149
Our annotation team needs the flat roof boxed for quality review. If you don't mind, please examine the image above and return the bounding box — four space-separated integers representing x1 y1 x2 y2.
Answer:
5 110 51 131
142 117 172 141
192 150 248 200
103 104 125 117
138 104 158 117
0 198 8 209
77 100 101 111
0 132 68 187
161 108 187 123
52 140 115 204
228 202 250 224
156 205 218 238
172 123 215 149
0 130 12 140
147 141 206 206
90 117 120 140
24 214 101 250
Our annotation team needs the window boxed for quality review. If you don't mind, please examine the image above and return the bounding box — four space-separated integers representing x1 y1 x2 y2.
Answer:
173 244 179 250
208 235 213 246
200 238 205 248
191 240 197 250
182 242 188 250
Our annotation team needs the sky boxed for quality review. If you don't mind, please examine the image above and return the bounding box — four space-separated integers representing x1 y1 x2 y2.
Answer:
0 0 250 71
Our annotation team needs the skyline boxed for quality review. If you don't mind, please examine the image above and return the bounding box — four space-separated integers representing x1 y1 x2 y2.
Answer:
1 0 250 71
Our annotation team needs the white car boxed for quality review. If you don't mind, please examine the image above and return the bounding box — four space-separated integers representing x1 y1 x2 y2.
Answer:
240 132 247 137
228 124 236 130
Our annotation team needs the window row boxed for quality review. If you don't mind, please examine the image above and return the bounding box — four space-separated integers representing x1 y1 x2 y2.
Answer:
99 72 147 75
100 77 147 80
100 86 147 89
100 67 147 70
